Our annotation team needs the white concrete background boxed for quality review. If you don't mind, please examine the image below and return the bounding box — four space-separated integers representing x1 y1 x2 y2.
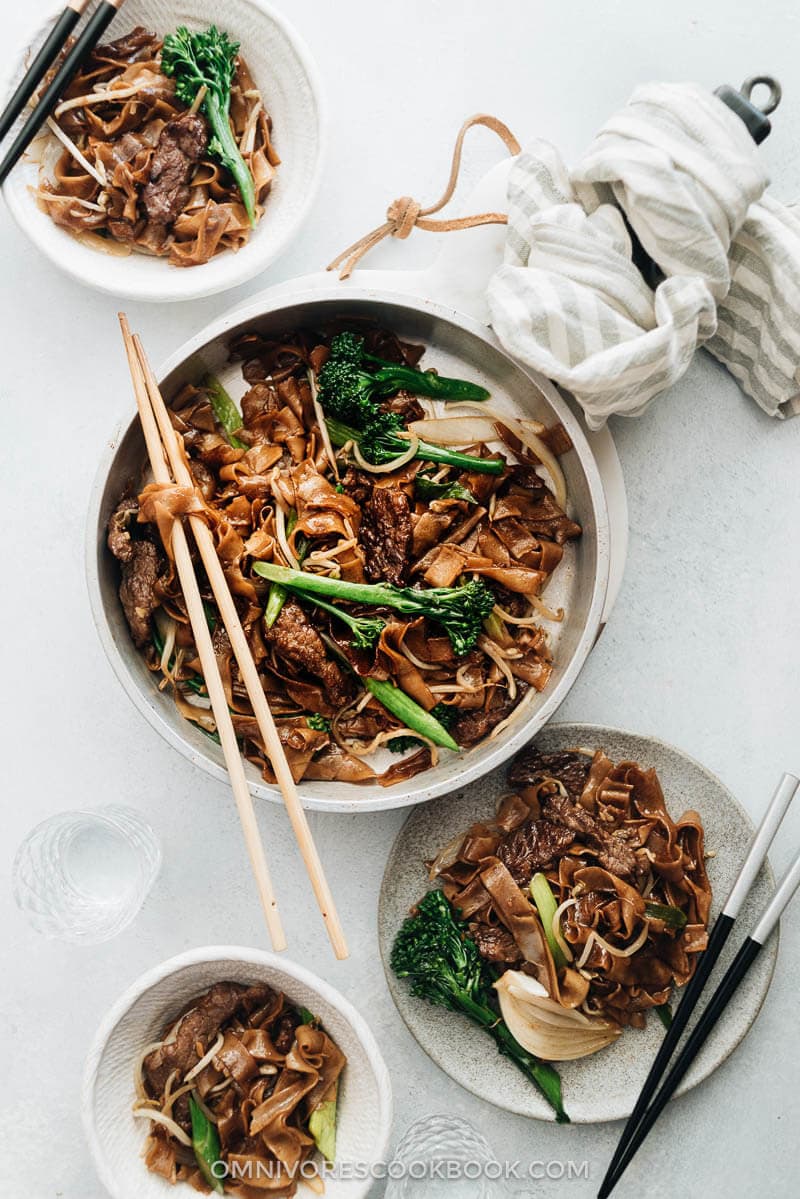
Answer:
2 2 799 1196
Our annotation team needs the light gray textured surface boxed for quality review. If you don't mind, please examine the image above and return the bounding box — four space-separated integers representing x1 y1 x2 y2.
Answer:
1 2 799 1197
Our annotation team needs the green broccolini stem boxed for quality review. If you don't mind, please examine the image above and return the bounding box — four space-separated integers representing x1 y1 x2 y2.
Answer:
252 562 495 655
204 89 257 226
299 593 385 649
365 678 458 750
325 415 504 475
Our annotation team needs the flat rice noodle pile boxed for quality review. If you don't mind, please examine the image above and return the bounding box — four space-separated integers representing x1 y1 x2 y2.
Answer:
36 27 278 266
138 980 345 1195
107 321 581 786
433 747 712 1026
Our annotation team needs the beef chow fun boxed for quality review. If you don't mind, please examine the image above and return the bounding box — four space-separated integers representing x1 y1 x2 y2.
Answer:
390 745 712 1118
107 320 582 786
134 981 345 1195
33 25 277 267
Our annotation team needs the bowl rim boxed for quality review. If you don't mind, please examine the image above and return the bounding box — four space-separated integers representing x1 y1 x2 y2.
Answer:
0 0 327 303
85 282 611 811
81 944 394 1199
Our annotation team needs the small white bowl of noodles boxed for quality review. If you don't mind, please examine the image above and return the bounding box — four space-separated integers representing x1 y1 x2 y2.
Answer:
0 0 323 302
82 946 393 1199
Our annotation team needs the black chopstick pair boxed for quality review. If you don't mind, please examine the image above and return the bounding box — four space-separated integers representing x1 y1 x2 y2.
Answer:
0 0 126 186
598 772 800 1197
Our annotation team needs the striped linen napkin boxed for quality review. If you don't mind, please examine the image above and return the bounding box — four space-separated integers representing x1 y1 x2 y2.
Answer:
488 83 800 428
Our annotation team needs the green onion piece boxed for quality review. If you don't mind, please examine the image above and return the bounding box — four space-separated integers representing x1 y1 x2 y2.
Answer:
644 902 688 929
415 476 478 503
365 678 459 750
482 610 506 643
306 714 331 733
202 373 246 449
529 872 568 970
299 1006 317 1024
264 584 287 629
264 511 308 629
308 1084 338 1165
188 1094 224 1193
655 1003 673 1030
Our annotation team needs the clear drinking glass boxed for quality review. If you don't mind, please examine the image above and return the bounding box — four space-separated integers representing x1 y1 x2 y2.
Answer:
385 1114 507 1199
12 804 161 943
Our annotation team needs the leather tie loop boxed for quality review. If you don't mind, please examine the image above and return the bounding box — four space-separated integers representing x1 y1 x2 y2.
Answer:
387 195 422 240
327 114 521 279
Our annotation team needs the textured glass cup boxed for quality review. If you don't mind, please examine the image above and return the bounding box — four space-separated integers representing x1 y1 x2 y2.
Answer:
385 1114 507 1199
12 805 161 943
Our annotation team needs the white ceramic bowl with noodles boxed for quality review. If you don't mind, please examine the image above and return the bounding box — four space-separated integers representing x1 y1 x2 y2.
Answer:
0 0 324 302
82 946 393 1199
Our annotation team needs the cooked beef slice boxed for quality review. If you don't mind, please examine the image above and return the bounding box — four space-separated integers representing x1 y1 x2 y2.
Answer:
359 486 413 585
142 112 208 227
265 598 349 704
509 748 592 800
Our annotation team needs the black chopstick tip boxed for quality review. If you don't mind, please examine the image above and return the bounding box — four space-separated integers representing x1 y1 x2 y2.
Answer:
597 1179 614 1199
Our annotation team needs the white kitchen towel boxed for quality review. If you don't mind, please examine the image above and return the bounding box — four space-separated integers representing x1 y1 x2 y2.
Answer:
488 82 800 428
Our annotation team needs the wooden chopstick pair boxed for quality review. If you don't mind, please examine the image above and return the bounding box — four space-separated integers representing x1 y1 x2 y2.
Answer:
119 315 348 961
0 0 126 184
599 772 800 1197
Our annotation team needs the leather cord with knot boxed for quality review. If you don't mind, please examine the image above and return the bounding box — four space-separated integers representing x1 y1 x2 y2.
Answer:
327 114 521 279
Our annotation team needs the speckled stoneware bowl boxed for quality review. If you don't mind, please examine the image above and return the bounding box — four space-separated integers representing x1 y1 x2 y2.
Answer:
82 946 392 1199
378 723 778 1123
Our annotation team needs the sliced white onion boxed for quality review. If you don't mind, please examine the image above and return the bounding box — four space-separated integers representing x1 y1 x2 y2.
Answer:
353 434 418 474
408 416 498 445
494 971 621 1061
441 401 546 436
500 418 567 510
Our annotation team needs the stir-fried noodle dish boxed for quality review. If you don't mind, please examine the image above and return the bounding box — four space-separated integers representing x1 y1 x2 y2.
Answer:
390 744 712 1119
108 321 582 786
35 26 277 266
134 981 345 1194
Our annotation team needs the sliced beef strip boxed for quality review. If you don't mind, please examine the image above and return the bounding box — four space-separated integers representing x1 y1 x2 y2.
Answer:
509 748 592 801
340 467 372 506
379 392 425 423
107 496 166 648
469 921 523 965
360 486 413 585
542 792 638 878
143 981 275 1097
118 541 163 648
497 819 576 886
107 494 139 562
266 599 350 705
142 112 208 227
451 683 527 748
93 26 159 63
272 1009 301 1054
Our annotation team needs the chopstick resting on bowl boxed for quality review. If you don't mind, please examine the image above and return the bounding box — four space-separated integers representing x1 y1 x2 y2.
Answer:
123 319 349 961
119 315 287 953
598 771 799 1198
0 0 95 144
0 0 127 185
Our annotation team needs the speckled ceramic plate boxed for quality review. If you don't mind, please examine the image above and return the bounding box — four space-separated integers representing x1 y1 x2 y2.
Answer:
378 723 778 1123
